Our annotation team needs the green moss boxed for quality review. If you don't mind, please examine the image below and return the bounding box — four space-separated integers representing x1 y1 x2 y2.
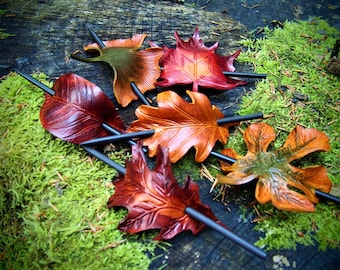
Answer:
172 150 202 182
0 73 161 269
237 19 339 167
253 203 340 251
226 18 340 250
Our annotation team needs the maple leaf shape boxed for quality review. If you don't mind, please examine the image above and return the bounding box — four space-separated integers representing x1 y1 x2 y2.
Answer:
107 144 220 240
128 90 236 162
214 123 332 212
40 73 125 144
154 27 247 92
72 34 163 107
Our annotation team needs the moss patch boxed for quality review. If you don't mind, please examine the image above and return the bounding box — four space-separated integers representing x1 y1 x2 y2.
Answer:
0 73 161 269
223 18 340 250
253 203 340 251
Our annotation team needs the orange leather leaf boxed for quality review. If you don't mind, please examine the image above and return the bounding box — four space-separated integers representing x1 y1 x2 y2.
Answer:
255 180 316 212
215 123 332 212
281 125 331 162
128 90 234 162
243 122 276 153
73 34 163 107
107 144 221 240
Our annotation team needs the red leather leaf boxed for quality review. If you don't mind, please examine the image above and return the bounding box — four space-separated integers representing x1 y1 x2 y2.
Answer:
40 73 125 144
155 27 247 91
107 144 220 240
128 90 234 163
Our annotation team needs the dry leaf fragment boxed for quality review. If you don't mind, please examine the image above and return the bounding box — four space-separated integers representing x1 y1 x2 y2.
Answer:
215 123 332 212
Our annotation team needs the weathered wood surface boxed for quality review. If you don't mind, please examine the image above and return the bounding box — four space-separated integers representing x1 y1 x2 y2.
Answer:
0 0 248 78
1 0 339 269
0 0 252 124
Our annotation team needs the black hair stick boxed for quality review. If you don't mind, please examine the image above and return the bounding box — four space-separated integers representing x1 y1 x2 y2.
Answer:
223 71 267 78
86 25 106 49
14 69 55 96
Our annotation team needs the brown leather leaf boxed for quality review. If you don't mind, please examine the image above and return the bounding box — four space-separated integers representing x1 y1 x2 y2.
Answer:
128 90 235 162
107 144 220 240
215 123 332 212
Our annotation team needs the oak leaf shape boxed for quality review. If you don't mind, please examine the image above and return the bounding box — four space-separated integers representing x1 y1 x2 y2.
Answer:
40 73 125 144
72 34 163 107
128 90 236 162
107 144 220 240
154 27 247 92
214 123 332 212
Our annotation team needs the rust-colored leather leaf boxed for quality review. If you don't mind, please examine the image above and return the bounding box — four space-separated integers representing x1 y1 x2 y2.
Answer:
72 34 163 107
289 165 332 193
255 180 316 212
107 144 220 240
215 123 332 212
128 90 235 162
243 122 276 153
281 125 331 162
155 27 247 92
40 73 125 144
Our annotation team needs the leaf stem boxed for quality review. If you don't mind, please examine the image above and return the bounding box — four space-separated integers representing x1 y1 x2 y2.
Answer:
70 53 96 63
